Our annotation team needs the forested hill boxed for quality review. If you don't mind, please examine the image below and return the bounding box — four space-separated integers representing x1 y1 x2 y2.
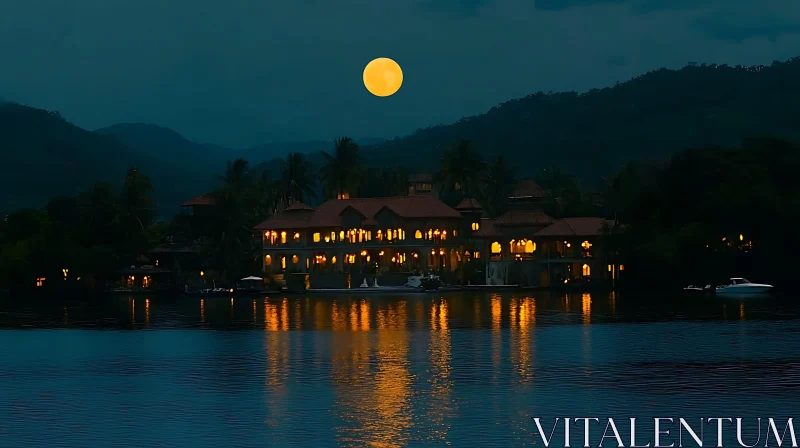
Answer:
3 57 800 213
367 57 800 182
0 104 218 216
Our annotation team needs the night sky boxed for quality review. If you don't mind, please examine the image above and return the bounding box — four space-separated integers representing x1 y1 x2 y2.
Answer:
2 0 799 147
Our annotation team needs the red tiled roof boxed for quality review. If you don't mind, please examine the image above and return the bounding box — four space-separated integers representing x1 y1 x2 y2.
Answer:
455 197 482 211
494 209 554 226
472 218 500 238
535 217 616 237
255 195 461 230
182 194 214 206
510 180 545 199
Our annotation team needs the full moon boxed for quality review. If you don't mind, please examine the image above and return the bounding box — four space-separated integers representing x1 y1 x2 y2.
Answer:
363 57 403 97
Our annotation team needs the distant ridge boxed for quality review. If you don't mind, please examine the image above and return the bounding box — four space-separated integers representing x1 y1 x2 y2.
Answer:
4 56 800 212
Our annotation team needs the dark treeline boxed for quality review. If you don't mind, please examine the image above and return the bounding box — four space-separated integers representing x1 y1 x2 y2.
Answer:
1 135 798 291
0 168 159 292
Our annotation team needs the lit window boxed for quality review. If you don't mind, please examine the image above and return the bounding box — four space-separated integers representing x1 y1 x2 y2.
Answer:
581 241 592 250
415 230 422 239
293 232 300 243
331 256 337 264
474 252 480 259
265 255 272 266
340 230 345 241
472 222 480 231
608 264 612 272
331 231 336 241
491 242 501 254
292 255 299 264
377 230 383 240
582 264 591 276
525 240 535 253
281 257 286 269
155 259 159 267
442 230 447 240
280 231 287 244
36 277 45 287
619 265 625 271
453 230 458 237
313 233 320 242
324 236 330 243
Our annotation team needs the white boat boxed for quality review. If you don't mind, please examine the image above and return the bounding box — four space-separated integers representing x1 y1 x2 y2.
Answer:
715 278 773 295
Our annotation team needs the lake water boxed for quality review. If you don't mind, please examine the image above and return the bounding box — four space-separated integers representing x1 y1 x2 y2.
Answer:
1 291 799 447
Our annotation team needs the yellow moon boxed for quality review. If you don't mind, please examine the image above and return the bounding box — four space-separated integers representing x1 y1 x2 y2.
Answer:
363 57 403 97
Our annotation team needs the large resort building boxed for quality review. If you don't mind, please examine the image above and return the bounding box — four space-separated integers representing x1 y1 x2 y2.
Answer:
254 195 478 289
253 177 623 289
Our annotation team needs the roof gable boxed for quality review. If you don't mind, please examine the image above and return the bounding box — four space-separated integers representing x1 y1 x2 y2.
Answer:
535 217 615 237
510 180 545 199
254 195 461 230
182 194 214 206
494 209 554 226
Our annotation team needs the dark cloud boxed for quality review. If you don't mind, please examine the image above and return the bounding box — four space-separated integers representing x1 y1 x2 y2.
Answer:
693 15 800 43
533 0 709 13
418 0 492 16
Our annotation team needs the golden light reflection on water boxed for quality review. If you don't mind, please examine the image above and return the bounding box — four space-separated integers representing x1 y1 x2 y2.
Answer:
740 302 745 320
509 297 518 330
510 297 536 382
200 299 205 322
281 298 289 331
131 299 135 323
145 298 150 326
332 301 347 331
332 299 377 446
264 298 289 390
265 299 278 332
360 300 371 331
491 294 502 368
427 298 454 443
364 301 412 446
582 293 591 324
609 291 617 315
252 300 257 322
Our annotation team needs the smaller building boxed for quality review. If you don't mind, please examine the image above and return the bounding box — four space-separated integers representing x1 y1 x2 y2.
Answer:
180 194 215 216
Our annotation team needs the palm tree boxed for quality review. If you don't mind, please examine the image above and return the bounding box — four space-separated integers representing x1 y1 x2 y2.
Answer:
320 137 361 199
204 158 271 282
277 152 316 208
219 158 252 196
481 155 515 218
435 140 485 202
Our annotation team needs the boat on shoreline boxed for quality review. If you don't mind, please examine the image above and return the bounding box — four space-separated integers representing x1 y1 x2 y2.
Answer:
715 278 773 296
684 278 774 297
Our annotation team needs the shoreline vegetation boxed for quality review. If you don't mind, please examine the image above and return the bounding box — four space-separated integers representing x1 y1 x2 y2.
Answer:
4 57 800 296
1 135 798 297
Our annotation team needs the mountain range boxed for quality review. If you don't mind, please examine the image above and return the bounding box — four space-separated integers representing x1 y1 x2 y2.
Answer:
3 56 800 215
